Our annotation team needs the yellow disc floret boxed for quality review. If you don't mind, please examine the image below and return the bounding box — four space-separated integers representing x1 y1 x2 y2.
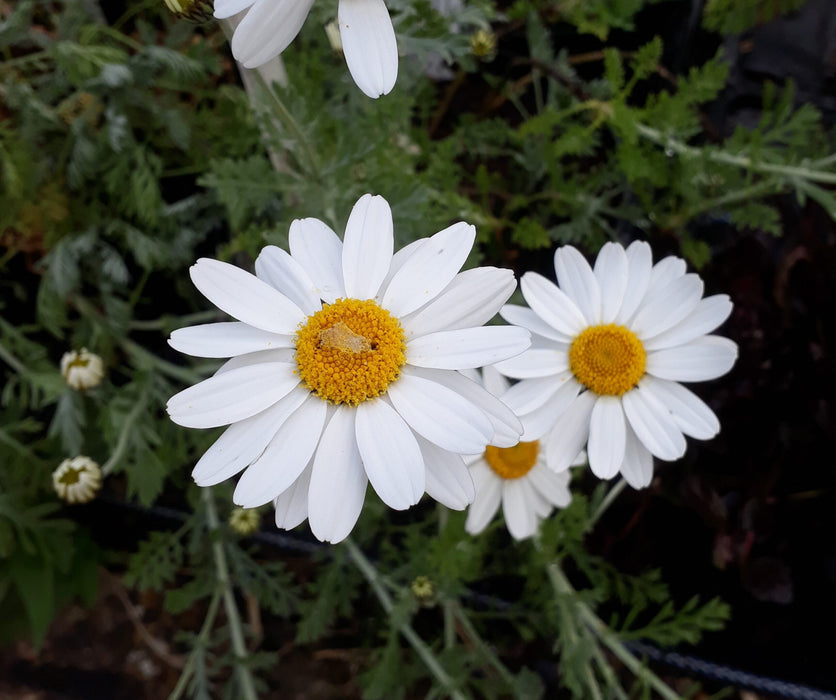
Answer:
569 324 646 396
484 441 540 480
295 298 406 405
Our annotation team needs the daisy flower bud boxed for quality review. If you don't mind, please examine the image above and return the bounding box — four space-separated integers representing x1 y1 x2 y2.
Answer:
60 348 105 391
53 456 102 504
229 506 261 535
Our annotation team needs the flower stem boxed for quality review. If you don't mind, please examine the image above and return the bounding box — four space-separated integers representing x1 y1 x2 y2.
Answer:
545 559 683 700
450 602 520 692
636 123 836 185
203 489 259 700
101 395 146 475
167 589 222 700
588 478 627 529
0 341 27 375
343 538 464 700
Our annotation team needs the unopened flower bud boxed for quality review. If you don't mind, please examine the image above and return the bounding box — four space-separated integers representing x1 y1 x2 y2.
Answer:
53 456 102 504
229 507 260 535
60 348 104 391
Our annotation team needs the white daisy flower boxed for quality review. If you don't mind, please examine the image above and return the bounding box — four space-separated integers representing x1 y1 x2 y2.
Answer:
215 0 398 98
463 368 577 540
494 242 738 489
60 347 105 390
167 194 530 543
53 456 102 504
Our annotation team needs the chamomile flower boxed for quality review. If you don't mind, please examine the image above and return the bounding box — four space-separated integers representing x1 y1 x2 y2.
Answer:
167 194 530 543
53 456 102 504
495 242 738 489
61 348 105 390
463 368 576 540
215 0 398 98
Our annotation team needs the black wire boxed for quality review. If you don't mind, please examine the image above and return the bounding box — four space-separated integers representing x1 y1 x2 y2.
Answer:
102 496 836 700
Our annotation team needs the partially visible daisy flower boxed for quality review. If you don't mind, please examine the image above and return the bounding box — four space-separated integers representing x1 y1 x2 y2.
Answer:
215 0 398 98
167 194 530 543
495 242 738 489
53 456 102 504
61 348 105 390
464 368 577 540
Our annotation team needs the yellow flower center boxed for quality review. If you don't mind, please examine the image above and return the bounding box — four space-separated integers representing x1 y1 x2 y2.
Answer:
484 441 539 480
57 467 82 485
295 298 406 405
568 324 646 396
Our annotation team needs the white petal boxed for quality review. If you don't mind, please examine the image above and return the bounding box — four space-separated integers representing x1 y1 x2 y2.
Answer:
215 348 294 374
167 362 299 429
647 256 687 297
192 386 310 486
231 0 315 68
640 376 720 440
407 326 531 370
481 365 509 398
387 371 493 453
518 377 582 441
407 367 522 448
621 385 686 461
465 461 502 535
418 435 475 509
274 465 311 530
587 396 626 479
401 267 515 337
554 246 601 325
379 239 426 297
615 241 652 324
342 194 393 299
233 396 327 507
308 406 368 543
169 322 291 358
500 373 571 415
356 399 425 510
190 258 306 334
643 295 733 351
520 272 587 337
594 242 629 323
383 222 475 317
646 336 738 382
215 0 256 20
502 479 538 540
493 347 568 379
545 390 596 472
631 274 704 340
338 0 398 98
289 218 345 303
620 424 654 489
528 464 572 508
500 304 572 343
255 245 321 315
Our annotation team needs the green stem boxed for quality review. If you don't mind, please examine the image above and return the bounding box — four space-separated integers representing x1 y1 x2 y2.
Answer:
101 396 146 475
0 342 27 375
588 478 627 530
203 489 259 700
167 590 223 700
684 179 783 218
129 310 220 331
120 336 206 385
636 123 836 185
450 602 520 691
343 538 464 700
546 560 682 700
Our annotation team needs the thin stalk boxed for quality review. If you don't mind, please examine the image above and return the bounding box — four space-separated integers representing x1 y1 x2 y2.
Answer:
588 478 627 530
343 538 465 700
167 589 223 700
437 505 455 651
119 336 206 385
129 310 219 331
450 602 519 691
101 396 146 475
0 342 27 375
684 180 783 218
636 123 836 185
203 489 259 700
546 560 682 700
